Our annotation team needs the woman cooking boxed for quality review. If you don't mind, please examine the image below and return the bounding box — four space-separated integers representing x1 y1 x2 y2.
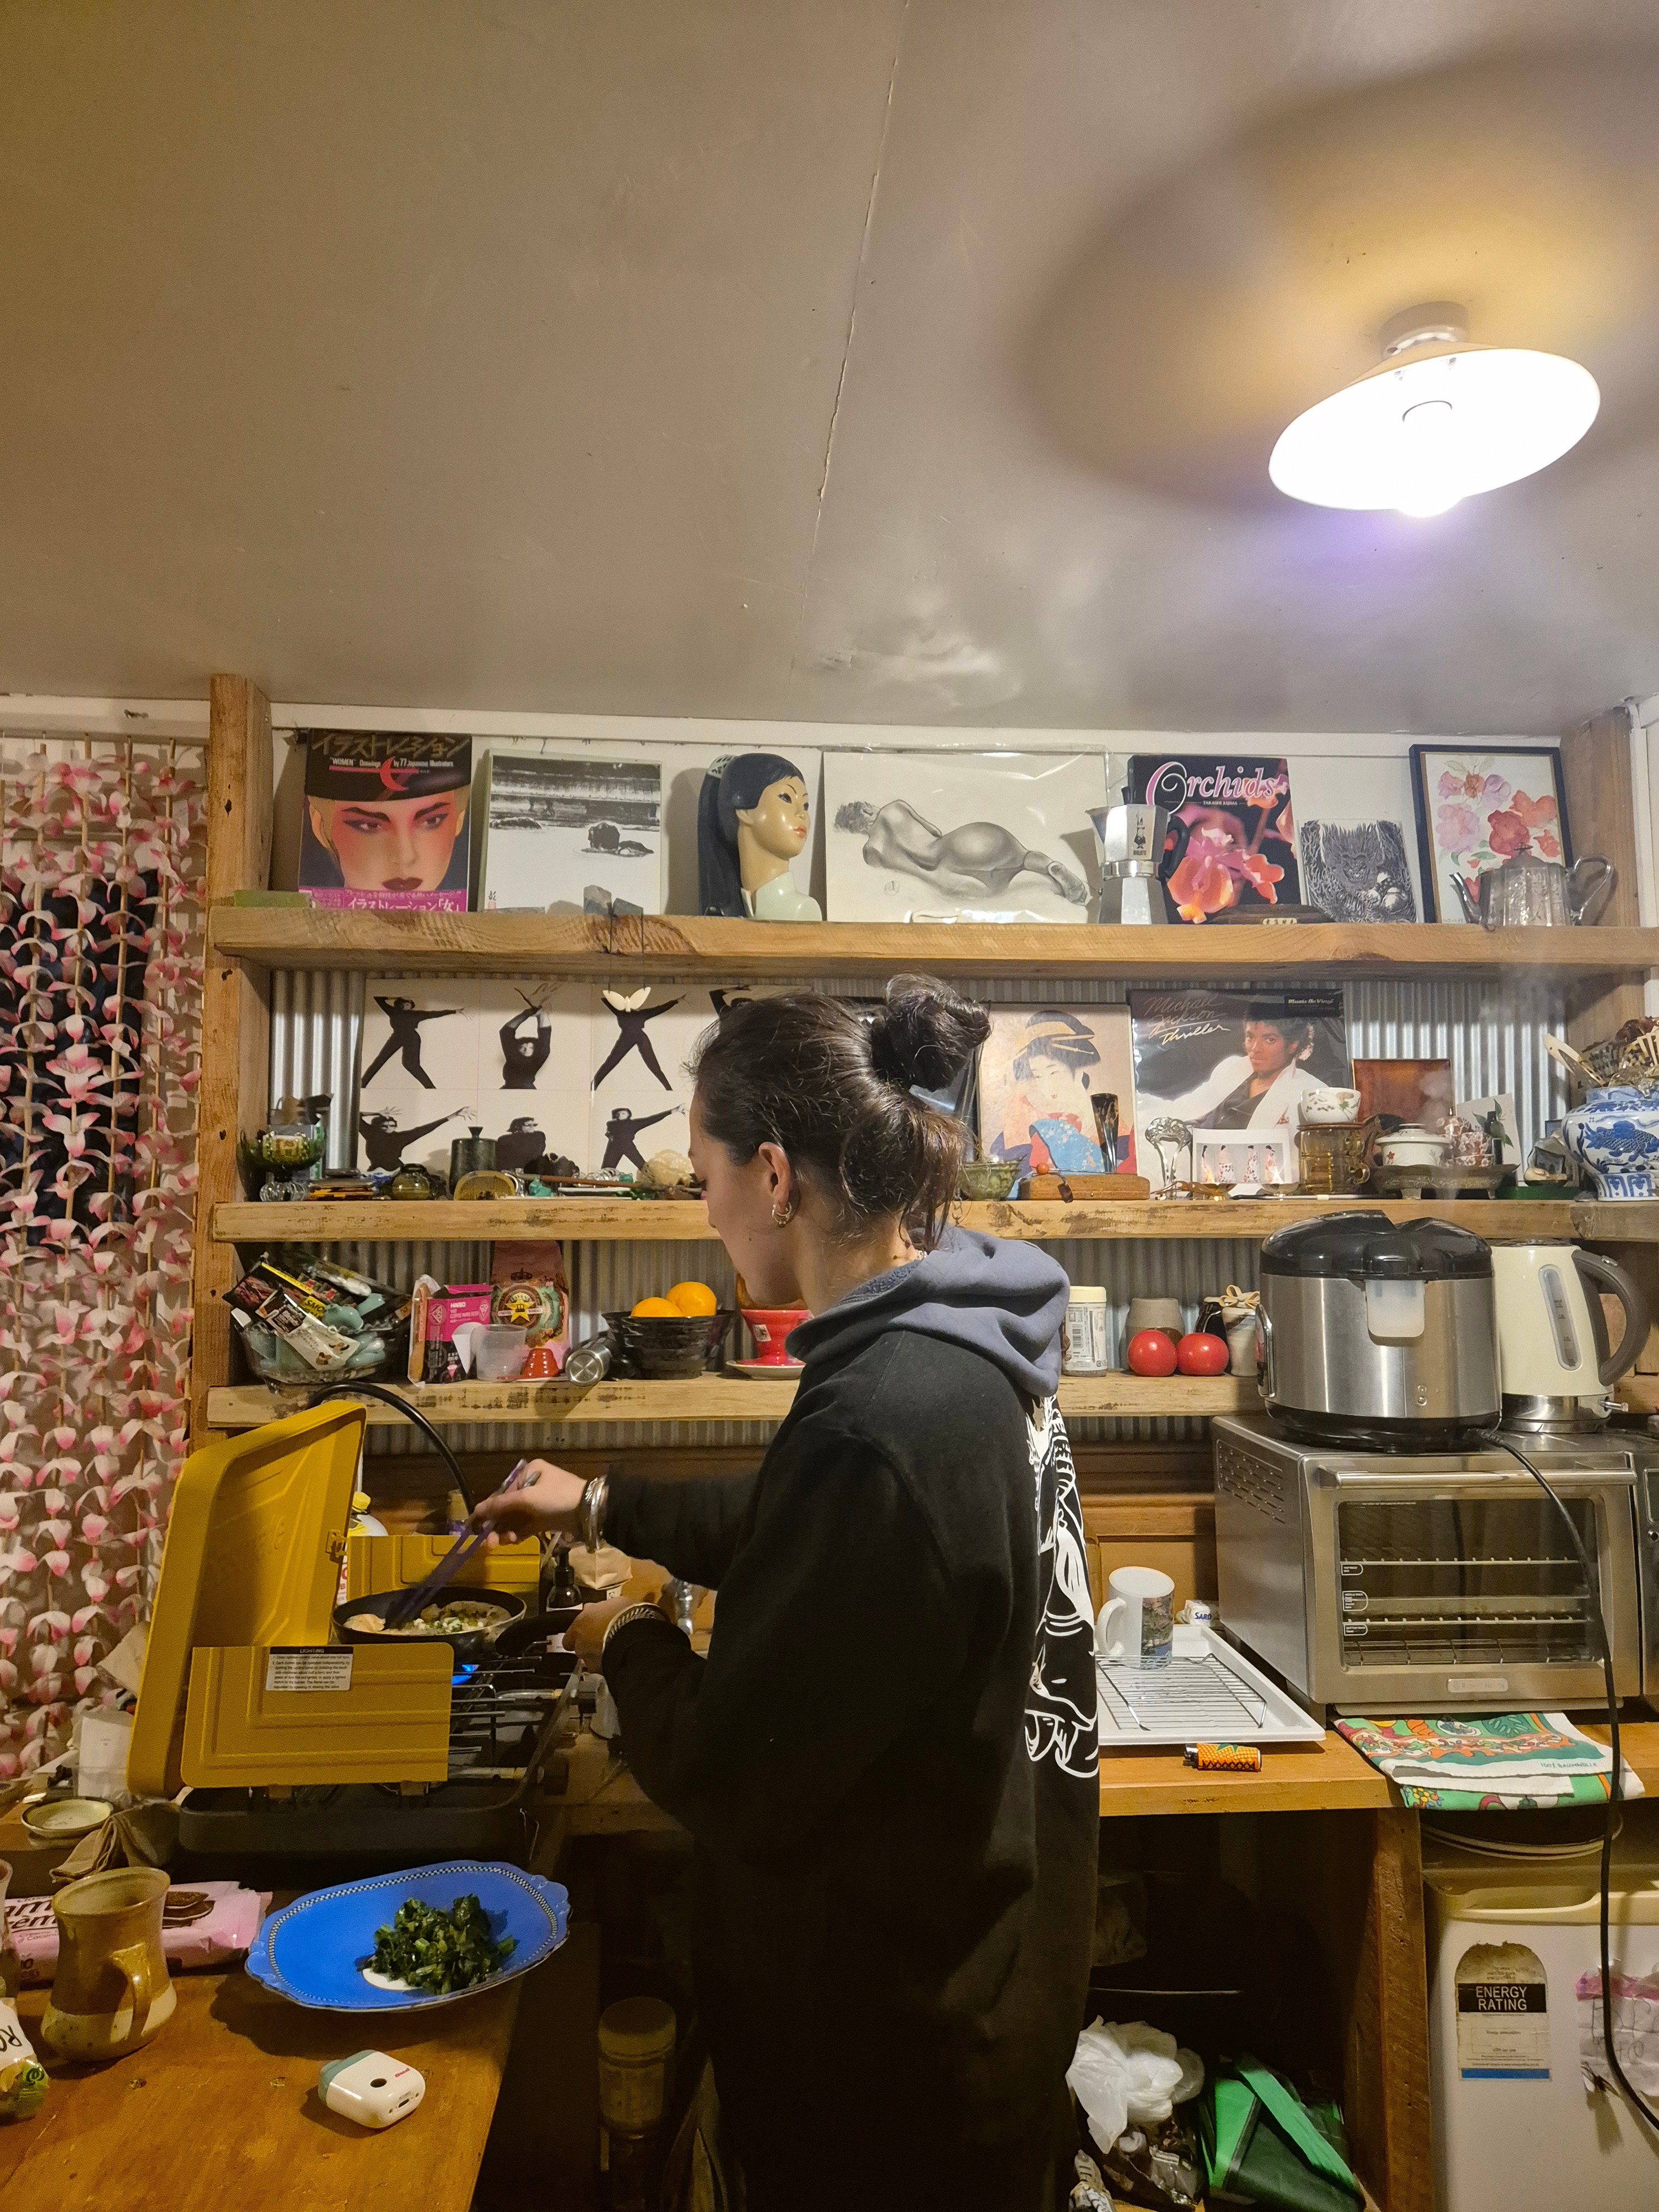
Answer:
474 977 1097 2210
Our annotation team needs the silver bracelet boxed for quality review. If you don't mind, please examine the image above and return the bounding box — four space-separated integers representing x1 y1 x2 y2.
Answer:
579 1472 609 1556
601 1601 670 1659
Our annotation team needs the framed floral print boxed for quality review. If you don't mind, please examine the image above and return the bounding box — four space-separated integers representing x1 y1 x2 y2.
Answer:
1408 745 1573 923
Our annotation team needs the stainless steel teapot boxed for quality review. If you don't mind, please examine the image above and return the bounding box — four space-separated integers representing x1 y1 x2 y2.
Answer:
1452 852 1615 928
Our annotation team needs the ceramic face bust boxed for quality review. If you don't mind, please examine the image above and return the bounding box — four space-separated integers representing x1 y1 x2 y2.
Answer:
698 753 822 921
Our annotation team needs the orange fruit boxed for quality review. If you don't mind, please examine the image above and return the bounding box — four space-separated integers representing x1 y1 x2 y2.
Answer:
666 1280 717 1317
630 1296 680 1318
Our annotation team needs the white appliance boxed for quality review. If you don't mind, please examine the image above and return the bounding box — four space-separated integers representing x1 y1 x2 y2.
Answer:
1491 1243 1647 1432
1426 1859 1659 2211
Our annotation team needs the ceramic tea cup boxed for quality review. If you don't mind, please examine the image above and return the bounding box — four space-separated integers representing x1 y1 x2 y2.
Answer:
42 1865 175 2062
1300 1088 1362 1125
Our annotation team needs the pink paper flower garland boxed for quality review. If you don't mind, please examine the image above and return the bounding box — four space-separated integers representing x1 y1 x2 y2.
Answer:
0 743 205 1776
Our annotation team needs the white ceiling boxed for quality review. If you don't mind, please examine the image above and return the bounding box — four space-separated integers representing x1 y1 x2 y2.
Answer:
3 0 1658 733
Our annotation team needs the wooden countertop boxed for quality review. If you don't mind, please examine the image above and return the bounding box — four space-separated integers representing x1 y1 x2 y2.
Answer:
554 1717 1659 1828
550 1716 1396 1826
0 1965 518 2212
1096 1729 1392 1815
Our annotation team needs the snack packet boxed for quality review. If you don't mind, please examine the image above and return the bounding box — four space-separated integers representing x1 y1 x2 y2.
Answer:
0 1997 46 2121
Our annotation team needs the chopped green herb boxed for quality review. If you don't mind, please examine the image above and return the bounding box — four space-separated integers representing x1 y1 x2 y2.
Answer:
369 1893 517 1995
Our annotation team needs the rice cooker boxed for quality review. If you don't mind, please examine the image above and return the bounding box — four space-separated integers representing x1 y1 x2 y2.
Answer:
1256 1213 1500 1448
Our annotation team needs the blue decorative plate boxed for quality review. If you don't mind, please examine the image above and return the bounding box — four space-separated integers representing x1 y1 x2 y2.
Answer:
246 1859 568 2012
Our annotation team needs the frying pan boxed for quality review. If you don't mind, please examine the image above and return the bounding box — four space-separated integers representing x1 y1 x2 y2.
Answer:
332 1586 527 1664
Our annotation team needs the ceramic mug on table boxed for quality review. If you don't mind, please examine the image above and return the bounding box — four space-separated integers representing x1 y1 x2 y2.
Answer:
1096 1566 1176 1671
42 1865 175 2061
1125 1296 1183 1347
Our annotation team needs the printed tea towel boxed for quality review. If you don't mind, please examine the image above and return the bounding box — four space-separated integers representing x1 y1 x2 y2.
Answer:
1334 1712 1645 1810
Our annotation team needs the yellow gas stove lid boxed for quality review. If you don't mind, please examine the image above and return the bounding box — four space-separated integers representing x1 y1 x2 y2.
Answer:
129 1402 366 1797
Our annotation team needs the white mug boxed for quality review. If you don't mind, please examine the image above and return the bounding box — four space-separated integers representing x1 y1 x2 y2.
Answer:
1096 1566 1176 1671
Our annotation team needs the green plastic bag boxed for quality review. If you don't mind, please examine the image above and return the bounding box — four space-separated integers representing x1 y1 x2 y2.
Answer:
1197 2057 1360 2212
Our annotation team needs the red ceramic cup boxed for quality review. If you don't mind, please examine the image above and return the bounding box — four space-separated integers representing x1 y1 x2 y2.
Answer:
740 1307 810 1365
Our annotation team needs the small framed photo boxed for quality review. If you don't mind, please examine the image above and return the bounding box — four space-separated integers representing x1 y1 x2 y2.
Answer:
1408 745 1572 923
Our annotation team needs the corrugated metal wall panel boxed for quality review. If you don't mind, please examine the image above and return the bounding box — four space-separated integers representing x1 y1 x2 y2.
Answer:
269 969 365 1171
264 960 1564 1460
1343 977 1567 1164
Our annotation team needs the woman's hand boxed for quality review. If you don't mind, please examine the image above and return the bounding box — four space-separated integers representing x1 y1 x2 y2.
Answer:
470 1458 585 1542
565 1586 665 1666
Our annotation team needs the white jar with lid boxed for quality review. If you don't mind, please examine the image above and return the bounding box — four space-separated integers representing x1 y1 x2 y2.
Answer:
1062 1285 1110 1374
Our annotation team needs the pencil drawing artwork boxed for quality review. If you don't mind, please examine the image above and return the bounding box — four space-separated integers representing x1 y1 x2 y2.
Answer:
833 799 1088 906
1298 819 1417 922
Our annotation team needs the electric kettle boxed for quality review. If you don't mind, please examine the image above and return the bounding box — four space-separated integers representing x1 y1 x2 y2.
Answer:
1492 1242 1649 1432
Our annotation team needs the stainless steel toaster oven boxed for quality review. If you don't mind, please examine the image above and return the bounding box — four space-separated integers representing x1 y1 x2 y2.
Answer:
1213 1415 1642 1716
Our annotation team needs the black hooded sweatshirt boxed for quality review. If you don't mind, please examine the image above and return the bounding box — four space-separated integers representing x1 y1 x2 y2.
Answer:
602 1230 1098 2210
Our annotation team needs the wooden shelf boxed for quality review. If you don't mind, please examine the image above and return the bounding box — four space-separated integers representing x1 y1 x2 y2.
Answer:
214 1195 1659 1244
209 907 1659 981
205 1371 1256 1431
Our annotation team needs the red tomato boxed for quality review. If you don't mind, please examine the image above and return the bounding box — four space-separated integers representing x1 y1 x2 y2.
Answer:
1176 1331 1230 1376
1125 1328 1179 1377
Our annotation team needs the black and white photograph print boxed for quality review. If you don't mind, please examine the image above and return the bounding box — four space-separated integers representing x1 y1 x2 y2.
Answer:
359 984 481 1100
357 1099 474 1174
822 753 1104 925
479 750 662 915
1298 819 1418 922
360 991 468 1091
593 987 684 1092
356 977 591 1177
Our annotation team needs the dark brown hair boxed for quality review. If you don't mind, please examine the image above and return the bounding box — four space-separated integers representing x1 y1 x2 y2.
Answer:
691 975 990 1246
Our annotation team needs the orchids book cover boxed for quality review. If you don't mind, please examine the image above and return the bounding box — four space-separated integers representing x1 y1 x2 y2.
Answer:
1125 754 1299 922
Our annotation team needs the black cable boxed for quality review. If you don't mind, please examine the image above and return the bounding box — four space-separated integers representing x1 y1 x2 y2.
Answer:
1494 1433 1659 2135
302 1378 479 1509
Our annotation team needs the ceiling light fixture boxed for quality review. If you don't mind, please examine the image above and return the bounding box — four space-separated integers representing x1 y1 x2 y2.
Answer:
1269 304 1599 518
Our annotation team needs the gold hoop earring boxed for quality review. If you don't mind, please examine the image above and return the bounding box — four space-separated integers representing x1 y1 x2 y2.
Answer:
770 1200 795 1228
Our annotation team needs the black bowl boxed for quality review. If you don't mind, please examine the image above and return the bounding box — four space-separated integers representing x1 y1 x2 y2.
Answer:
332 1586 526 1663
603 1306 734 1379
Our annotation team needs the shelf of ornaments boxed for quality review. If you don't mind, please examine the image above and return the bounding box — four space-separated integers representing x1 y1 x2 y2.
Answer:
208 907 1659 982
214 1196 1659 1245
205 1371 1261 1431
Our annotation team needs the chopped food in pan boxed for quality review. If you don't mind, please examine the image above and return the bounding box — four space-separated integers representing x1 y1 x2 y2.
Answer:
345 1600 510 1637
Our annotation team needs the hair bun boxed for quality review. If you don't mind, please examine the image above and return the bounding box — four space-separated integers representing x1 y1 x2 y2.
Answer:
868 974 992 1093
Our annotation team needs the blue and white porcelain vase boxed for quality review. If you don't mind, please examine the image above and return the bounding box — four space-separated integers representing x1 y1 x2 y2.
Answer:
1563 1084 1659 1199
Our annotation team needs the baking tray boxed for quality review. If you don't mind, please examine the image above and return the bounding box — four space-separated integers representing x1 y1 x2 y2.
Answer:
1097 1625 1324 1747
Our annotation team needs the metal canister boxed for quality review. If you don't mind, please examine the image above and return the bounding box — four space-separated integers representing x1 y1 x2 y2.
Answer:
448 1126 496 1185
564 1334 614 1386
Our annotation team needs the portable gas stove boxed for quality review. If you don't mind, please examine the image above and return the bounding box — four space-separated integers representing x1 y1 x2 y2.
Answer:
176 1626 581 1868
129 1405 585 1873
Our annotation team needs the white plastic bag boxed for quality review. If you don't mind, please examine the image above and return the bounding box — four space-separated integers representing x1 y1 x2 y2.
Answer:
1066 2018 1204 2156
